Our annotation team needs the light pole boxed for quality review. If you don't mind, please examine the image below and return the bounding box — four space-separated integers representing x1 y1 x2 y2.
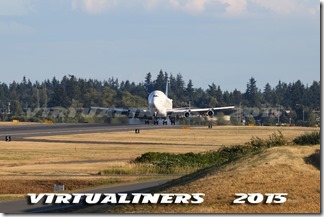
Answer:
277 104 281 123
7 102 11 115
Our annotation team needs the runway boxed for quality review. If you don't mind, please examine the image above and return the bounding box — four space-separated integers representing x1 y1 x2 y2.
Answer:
0 123 179 140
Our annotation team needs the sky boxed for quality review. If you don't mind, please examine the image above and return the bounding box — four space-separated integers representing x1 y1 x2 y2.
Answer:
0 0 320 92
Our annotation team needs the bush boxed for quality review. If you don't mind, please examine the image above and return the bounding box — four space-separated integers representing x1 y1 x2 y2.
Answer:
246 130 287 149
134 144 263 174
129 131 289 175
293 131 320 145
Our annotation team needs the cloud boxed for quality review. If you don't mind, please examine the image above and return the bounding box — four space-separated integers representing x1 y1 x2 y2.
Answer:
169 0 211 14
70 0 319 17
219 0 247 16
71 0 118 15
250 0 319 16
0 0 37 16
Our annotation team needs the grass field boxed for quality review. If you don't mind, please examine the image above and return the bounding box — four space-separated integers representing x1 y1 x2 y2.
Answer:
0 125 319 207
28 125 318 146
103 145 320 213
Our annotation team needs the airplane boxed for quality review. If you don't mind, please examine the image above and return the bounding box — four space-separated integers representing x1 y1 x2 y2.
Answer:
91 81 235 125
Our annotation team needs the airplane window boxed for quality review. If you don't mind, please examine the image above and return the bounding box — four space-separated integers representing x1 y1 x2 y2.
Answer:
153 95 158 97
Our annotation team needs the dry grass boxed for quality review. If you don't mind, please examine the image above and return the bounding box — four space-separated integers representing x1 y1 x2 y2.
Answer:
0 177 123 194
105 145 320 214
0 175 177 202
0 126 317 177
28 125 318 146
0 125 319 208
0 141 215 177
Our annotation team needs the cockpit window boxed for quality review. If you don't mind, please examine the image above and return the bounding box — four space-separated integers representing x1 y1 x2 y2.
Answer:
153 95 158 97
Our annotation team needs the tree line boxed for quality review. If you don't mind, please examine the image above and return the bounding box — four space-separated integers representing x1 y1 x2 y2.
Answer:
0 70 320 126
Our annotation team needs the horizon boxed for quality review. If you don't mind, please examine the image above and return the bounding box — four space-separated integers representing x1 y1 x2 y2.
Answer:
0 72 320 93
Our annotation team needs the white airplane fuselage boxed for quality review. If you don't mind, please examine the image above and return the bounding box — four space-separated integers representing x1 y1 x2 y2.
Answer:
148 90 172 118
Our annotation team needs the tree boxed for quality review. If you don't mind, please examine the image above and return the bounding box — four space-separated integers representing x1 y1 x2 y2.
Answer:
101 86 117 107
290 80 305 110
186 79 194 101
120 91 147 108
231 89 242 106
154 70 166 91
223 91 231 105
216 85 223 106
0 73 319 125
144 72 154 94
263 83 273 105
274 80 288 106
174 73 186 106
305 81 320 109
206 83 221 107
42 84 48 108
245 77 261 107
193 88 209 108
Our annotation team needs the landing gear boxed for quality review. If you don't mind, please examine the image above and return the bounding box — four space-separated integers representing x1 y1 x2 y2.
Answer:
169 117 176 125
148 117 176 125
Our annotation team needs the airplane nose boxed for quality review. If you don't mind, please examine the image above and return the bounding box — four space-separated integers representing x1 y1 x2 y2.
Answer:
153 98 160 109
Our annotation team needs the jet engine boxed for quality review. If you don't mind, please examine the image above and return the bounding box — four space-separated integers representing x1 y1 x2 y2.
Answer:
184 111 190 118
207 110 214 117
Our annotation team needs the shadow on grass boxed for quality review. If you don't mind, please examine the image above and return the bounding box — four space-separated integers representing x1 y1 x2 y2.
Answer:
304 150 320 170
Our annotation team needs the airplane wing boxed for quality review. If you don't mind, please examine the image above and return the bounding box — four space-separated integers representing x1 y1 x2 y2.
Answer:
166 106 235 117
90 105 235 120
90 107 153 119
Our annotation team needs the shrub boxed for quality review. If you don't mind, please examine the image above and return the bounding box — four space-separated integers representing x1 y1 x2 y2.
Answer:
246 130 287 149
293 131 320 145
121 131 289 175
133 145 259 174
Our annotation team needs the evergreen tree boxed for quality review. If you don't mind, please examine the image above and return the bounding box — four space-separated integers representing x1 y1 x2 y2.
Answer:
290 80 305 109
0 73 319 125
245 77 261 107
186 79 194 101
231 89 242 106
263 83 273 105
154 69 166 91
305 81 320 109
144 72 154 93
174 73 186 106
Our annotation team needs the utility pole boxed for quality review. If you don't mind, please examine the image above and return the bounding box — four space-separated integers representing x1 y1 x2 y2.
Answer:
277 104 280 123
238 102 241 125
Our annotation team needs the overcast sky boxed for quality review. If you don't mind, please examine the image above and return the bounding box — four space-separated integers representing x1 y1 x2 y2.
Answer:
0 0 320 91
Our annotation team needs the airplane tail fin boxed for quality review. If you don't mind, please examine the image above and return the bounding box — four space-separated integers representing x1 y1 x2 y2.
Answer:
165 79 169 97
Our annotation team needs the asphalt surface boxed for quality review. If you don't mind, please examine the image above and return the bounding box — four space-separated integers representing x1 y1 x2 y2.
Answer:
0 123 179 140
0 179 173 213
